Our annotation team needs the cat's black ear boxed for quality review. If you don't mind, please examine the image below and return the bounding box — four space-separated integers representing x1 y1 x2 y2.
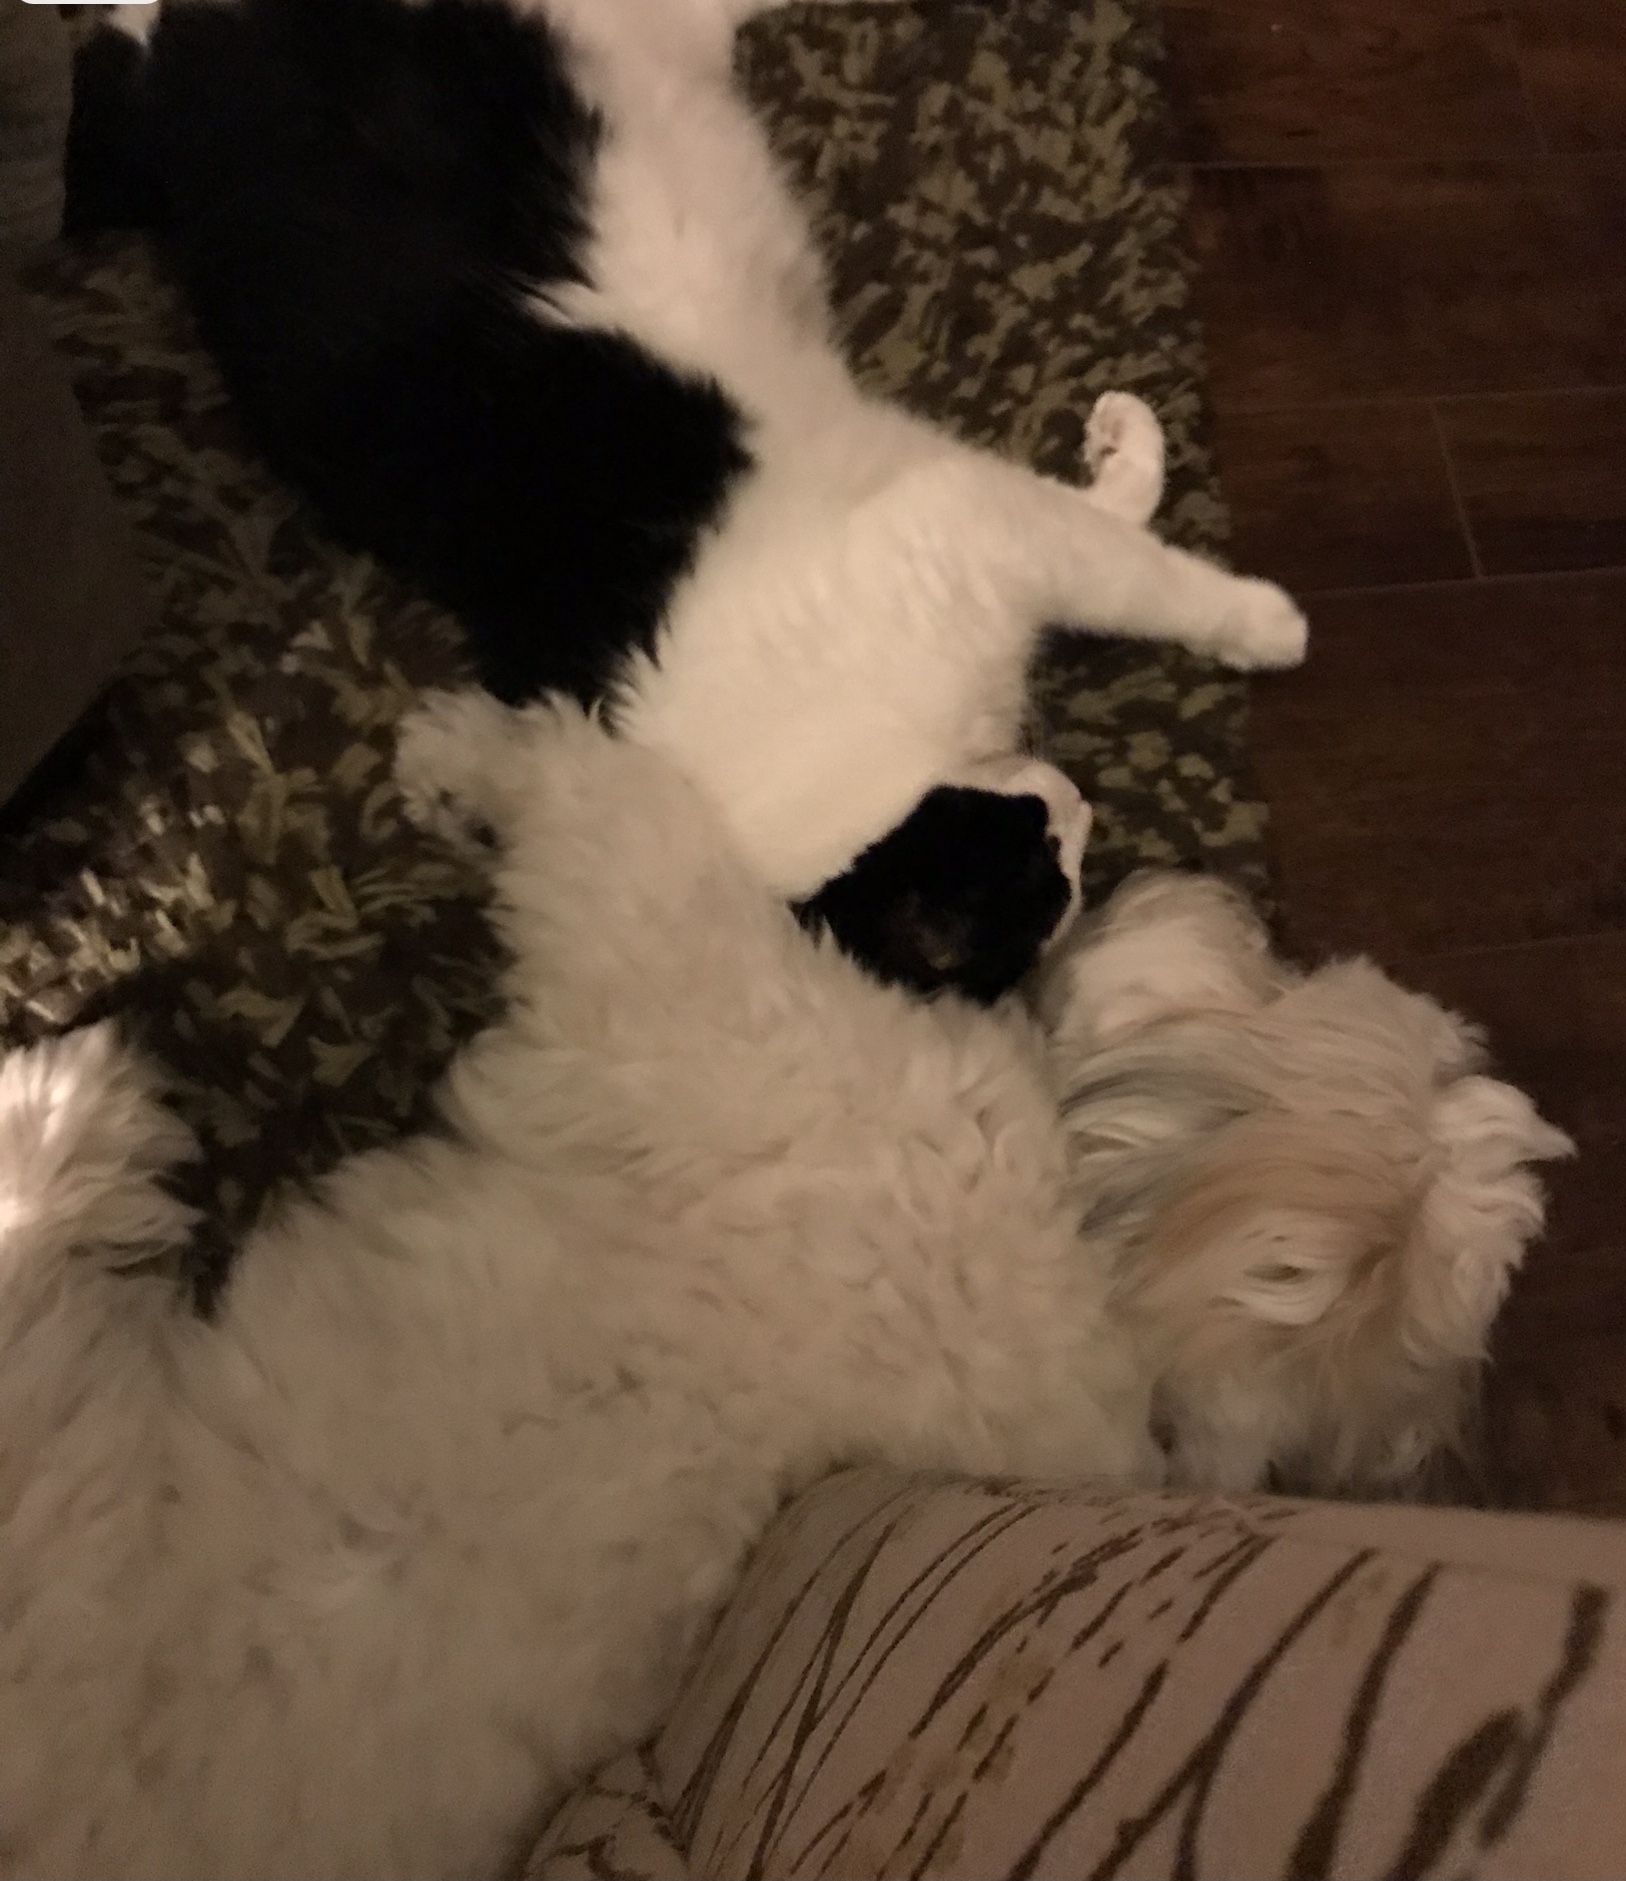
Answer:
793 786 1073 1004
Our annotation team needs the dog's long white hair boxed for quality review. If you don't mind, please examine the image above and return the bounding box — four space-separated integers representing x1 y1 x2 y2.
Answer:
1036 873 1572 1493
0 703 1567 1878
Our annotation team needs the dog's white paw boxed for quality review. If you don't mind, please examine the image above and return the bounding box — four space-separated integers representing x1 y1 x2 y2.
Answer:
1211 579 1309 671
394 687 523 854
1084 391 1165 526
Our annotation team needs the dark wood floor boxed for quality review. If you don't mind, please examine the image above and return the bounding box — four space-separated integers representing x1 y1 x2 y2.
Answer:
1162 0 1626 1515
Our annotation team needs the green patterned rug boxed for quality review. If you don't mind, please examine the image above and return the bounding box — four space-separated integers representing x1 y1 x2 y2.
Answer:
1 0 1266 1299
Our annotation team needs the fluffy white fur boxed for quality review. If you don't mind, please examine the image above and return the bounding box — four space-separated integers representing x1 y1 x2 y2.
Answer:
1038 874 1574 1492
111 0 1303 903
0 702 1568 1879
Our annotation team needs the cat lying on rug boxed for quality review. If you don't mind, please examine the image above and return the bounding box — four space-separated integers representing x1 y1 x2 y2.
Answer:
66 0 1307 1001
0 699 1566 1880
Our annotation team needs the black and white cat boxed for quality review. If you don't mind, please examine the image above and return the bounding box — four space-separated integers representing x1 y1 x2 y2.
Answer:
67 0 1307 999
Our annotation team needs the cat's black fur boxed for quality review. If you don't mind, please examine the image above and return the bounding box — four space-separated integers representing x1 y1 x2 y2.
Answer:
68 0 753 708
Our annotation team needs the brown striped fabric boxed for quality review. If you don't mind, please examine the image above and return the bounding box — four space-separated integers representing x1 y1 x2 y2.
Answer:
531 1468 1626 1881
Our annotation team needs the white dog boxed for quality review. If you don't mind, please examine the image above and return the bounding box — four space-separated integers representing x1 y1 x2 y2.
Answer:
1036 871 1573 1493
0 702 1566 1878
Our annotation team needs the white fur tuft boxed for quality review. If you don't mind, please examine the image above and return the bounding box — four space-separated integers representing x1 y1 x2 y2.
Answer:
0 1023 194 1271
1217 1210 1360 1327
1424 1075 1576 1337
1038 869 1291 1059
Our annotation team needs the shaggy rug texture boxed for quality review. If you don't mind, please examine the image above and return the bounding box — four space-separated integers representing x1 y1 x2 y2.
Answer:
1 0 1267 1299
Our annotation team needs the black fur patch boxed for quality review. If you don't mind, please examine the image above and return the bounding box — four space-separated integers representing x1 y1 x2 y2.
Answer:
796 787 1073 1004
65 0 752 705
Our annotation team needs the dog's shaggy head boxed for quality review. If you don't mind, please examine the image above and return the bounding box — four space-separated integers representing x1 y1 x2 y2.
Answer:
1038 873 1573 1496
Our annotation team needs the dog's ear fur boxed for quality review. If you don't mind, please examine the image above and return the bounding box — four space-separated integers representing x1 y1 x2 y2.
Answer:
1124 1117 1407 1334
1125 1076 1572 1493
1420 1075 1575 1347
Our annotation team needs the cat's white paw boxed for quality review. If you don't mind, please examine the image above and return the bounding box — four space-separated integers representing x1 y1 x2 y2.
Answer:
1084 390 1165 526
1211 579 1309 670
394 687 522 853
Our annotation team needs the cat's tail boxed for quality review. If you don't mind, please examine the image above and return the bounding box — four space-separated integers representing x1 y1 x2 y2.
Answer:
62 12 168 237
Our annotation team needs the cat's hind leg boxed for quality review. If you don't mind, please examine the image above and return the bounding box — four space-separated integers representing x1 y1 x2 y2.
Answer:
1081 391 1165 527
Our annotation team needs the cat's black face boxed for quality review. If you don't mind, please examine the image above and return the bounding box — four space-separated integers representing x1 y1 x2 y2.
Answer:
793 786 1074 1005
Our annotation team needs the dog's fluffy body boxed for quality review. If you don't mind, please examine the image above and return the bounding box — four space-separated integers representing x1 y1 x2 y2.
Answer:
70 0 1306 998
0 704 1568 1879
1 710 1154 1880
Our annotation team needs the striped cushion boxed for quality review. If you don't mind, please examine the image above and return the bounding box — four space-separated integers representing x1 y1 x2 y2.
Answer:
531 1466 1626 1880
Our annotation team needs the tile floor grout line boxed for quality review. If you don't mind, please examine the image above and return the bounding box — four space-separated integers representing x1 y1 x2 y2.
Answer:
1430 399 1486 580
1216 386 1626 416
1284 564 1626 603
1397 930 1626 969
1499 8 1554 159
1178 150 1626 171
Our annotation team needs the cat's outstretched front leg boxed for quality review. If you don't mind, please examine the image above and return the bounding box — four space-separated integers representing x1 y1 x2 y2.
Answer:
923 444 1308 672
619 430 1305 912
